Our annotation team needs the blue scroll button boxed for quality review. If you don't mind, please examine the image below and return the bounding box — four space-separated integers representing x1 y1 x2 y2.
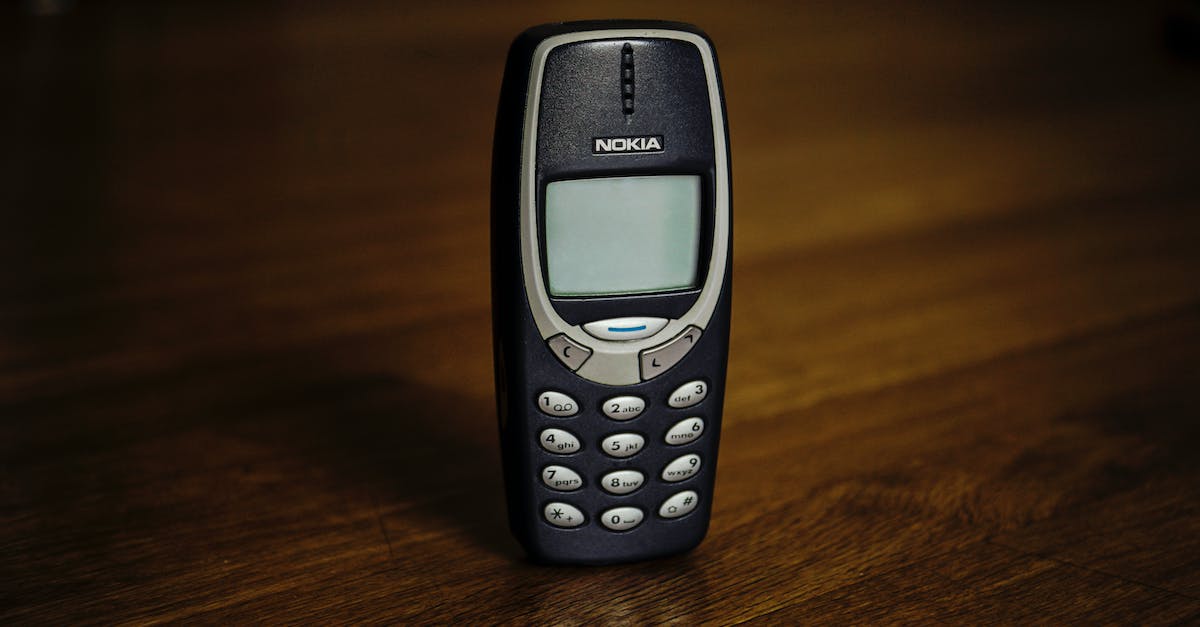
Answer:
582 317 669 341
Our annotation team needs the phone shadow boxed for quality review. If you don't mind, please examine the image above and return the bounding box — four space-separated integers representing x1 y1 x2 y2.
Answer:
236 357 521 561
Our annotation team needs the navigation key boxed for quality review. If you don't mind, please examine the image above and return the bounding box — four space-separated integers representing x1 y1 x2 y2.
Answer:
640 326 703 380
582 317 668 341
547 334 592 371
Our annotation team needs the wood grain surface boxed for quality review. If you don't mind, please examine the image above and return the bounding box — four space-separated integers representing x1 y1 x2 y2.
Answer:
4 1 1200 623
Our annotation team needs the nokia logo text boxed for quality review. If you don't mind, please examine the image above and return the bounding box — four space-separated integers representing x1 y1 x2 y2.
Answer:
593 135 664 154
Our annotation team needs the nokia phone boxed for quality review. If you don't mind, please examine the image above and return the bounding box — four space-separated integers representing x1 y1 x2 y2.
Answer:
491 20 732 565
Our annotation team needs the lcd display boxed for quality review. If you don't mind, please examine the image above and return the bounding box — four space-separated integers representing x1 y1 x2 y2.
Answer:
545 175 702 297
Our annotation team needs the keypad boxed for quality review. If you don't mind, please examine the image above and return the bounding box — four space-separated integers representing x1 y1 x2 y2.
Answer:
535 377 709 530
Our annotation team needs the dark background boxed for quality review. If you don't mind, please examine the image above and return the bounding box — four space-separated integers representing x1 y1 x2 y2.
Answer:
3 1 1200 622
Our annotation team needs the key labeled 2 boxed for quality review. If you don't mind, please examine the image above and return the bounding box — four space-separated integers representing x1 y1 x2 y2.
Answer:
602 396 646 421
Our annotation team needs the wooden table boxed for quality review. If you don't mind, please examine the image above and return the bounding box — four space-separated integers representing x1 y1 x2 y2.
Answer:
5 2 1199 622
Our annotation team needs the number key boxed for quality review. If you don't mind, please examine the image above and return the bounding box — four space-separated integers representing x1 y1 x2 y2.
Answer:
601 432 644 458
662 453 701 482
600 469 645 495
602 395 646 421
600 506 644 531
539 428 581 454
537 390 579 417
668 380 708 409
665 417 705 445
541 465 583 491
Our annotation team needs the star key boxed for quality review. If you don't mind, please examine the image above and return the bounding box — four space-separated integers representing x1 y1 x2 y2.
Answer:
544 502 585 528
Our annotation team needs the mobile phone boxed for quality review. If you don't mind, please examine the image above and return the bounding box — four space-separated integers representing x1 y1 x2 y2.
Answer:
491 20 731 565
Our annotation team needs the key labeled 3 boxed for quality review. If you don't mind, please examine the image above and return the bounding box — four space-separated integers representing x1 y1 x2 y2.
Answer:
668 380 708 409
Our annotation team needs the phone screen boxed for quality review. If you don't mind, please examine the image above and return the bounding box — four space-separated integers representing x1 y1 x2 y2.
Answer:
544 175 701 297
